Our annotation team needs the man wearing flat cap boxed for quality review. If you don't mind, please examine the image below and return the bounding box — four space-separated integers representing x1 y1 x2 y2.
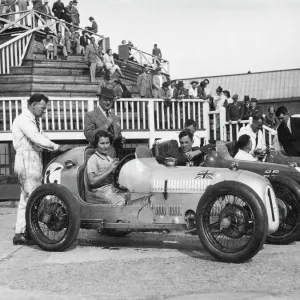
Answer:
84 87 124 158
197 79 211 101
189 81 199 99
249 98 263 118
226 94 243 140
136 64 153 98
242 95 251 120
173 81 188 100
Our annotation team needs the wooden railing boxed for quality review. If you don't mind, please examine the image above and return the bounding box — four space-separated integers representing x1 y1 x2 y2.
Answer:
0 97 210 145
129 47 170 75
0 29 32 74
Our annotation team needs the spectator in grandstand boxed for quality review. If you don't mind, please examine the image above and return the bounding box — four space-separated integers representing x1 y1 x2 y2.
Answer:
275 106 300 156
249 98 263 117
86 16 98 34
85 36 104 82
18 0 29 26
234 134 258 161
212 86 226 111
173 81 188 100
43 34 54 59
112 80 123 100
136 64 152 98
152 67 167 98
98 70 113 90
223 90 233 107
238 115 266 156
52 0 65 32
32 0 43 26
169 80 176 98
53 32 68 60
41 0 54 33
189 81 199 99
84 87 125 158
265 106 279 129
64 1 73 24
7 0 16 22
65 27 80 54
226 94 243 140
152 43 162 67
103 49 125 78
197 79 211 100
71 0 80 26
80 31 89 54
160 82 172 106
241 95 251 120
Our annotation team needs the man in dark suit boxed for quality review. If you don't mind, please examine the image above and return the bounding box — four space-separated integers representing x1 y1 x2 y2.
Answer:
226 94 243 141
52 0 65 32
84 87 125 158
80 31 89 54
276 106 300 156
242 95 251 120
249 98 263 118
136 64 152 98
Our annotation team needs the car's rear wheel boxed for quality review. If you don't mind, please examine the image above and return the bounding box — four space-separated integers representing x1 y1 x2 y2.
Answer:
26 184 81 251
196 181 268 263
266 176 300 244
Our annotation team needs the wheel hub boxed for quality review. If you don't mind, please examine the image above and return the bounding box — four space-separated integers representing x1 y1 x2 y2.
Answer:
276 198 289 221
42 202 67 232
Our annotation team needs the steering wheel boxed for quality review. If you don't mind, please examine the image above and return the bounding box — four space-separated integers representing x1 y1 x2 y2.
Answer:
113 153 136 191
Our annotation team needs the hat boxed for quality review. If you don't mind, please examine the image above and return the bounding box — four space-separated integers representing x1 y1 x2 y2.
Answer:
216 86 223 93
156 67 162 71
250 98 258 102
244 95 250 102
170 80 176 84
178 80 184 86
162 82 170 88
96 87 115 99
73 0 78 2
203 78 210 84
190 81 199 85
232 94 238 100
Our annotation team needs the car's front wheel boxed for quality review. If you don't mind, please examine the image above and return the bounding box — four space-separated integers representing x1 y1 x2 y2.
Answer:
196 181 268 263
26 184 81 251
266 176 300 245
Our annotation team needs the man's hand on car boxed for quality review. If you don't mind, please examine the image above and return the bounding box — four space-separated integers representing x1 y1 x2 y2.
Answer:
57 145 73 153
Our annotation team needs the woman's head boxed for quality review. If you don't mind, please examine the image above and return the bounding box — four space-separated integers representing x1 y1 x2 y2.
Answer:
106 48 112 55
92 130 113 155
178 130 194 153
268 106 274 114
237 134 252 153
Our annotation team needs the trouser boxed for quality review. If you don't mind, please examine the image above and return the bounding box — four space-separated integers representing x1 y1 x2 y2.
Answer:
65 40 71 53
18 3 28 26
106 62 121 75
15 151 43 234
89 57 104 82
54 44 67 57
71 40 80 54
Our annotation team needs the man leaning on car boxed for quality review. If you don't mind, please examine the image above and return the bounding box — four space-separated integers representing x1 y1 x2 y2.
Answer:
12 94 73 246
84 87 125 158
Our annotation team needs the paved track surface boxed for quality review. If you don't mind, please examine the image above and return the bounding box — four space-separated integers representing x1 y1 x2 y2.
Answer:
1 208 300 300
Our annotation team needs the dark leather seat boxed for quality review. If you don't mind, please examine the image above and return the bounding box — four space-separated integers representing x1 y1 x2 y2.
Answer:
152 140 178 157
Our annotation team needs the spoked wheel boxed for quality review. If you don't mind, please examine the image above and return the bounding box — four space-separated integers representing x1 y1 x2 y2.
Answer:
197 181 268 263
267 176 300 244
113 153 135 191
26 184 80 251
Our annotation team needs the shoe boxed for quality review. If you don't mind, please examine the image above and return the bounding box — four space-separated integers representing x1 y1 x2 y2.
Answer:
13 231 35 246
54 56 57 60
63 56 68 60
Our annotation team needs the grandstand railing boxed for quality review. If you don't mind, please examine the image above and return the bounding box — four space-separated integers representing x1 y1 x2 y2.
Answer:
0 97 210 146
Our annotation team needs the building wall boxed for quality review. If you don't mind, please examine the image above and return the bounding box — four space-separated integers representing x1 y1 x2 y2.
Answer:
177 68 300 115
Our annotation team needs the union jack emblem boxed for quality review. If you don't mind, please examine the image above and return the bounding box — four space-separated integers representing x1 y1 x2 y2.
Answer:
195 170 215 180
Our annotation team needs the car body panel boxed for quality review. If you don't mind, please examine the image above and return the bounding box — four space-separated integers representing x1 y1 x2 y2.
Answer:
265 149 300 168
43 146 279 234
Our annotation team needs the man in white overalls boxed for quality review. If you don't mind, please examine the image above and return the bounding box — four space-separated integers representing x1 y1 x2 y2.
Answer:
12 93 72 245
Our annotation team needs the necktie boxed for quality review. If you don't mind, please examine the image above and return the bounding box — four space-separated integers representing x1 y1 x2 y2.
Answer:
106 111 110 118
255 132 258 148
35 118 40 132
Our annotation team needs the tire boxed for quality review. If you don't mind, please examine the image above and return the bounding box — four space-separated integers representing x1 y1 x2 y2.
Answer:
266 176 300 245
196 181 268 263
26 184 81 252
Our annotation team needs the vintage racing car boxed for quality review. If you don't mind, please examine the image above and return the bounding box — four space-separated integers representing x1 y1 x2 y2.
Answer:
25 146 280 263
201 141 300 244
265 148 300 167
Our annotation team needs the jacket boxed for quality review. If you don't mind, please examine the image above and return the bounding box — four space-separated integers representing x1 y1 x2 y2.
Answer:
52 0 64 18
277 117 300 156
84 43 101 64
152 74 167 98
136 72 152 97
226 102 243 121
84 107 122 158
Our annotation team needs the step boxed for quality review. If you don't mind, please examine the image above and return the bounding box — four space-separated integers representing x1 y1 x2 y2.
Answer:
23 59 87 68
33 52 85 62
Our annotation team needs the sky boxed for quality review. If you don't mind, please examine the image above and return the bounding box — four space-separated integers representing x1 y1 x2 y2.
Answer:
46 0 300 79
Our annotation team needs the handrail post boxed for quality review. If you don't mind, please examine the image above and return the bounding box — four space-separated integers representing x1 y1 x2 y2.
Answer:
87 99 94 112
147 98 155 147
219 107 226 141
21 97 27 112
203 101 210 144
